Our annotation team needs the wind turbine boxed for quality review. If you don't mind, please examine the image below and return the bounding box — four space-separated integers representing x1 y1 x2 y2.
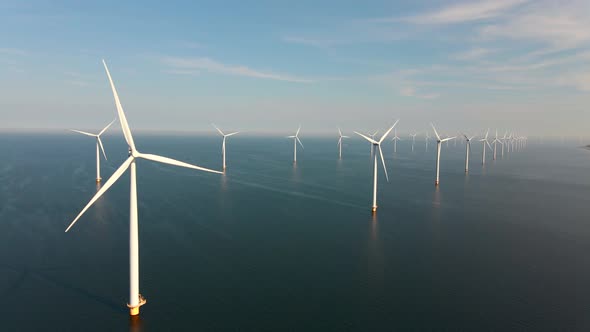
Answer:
479 129 492 165
287 126 303 163
337 128 349 159
369 130 379 154
500 131 508 157
65 60 223 316
462 133 476 172
491 130 503 160
354 120 399 213
431 123 455 186
391 129 401 153
69 119 116 183
425 132 430 152
212 124 239 171
409 132 417 152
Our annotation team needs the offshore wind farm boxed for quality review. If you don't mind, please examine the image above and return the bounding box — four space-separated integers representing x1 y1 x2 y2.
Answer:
2 0 590 331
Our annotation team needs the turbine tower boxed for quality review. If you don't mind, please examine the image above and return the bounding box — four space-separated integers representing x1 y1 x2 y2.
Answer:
212 124 239 171
69 119 116 183
287 126 304 163
479 129 492 165
462 133 476 172
369 130 379 154
425 132 430 152
491 130 503 160
431 123 455 186
409 132 417 152
65 60 223 316
354 120 399 213
337 128 349 159
501 131 508 158
391 129 401 153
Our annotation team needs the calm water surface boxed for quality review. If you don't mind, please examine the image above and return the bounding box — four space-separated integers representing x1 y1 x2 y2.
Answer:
1 133 590 331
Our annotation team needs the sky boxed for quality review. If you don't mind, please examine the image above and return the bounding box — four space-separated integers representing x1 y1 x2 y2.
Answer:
0 0 589 136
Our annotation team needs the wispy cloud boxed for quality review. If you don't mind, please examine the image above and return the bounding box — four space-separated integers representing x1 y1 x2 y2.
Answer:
65 72 91 86
399 87 440 99
282 36 336 48
453 47 496 60
0 48 28 56
557 71 590 91
162 69 201 76
379 0 529 24
479 4 590 49
162 56 312 83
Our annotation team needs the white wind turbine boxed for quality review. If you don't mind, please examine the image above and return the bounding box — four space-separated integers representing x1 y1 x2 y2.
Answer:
479 129 493 165
425 132 431 152
500 131 508 158
337 128 349 159
431 123 455 186
287 126 304 163
70 119 116 183
491 130 503 160
391 129 401 153
354 120 399 213
462 133 476 172
212 124 239 171
65 60 223 317
409 132 417 152
369 130 379 154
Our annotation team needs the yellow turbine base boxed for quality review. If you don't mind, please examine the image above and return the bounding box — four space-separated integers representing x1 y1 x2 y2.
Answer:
371 206 377 213
127 295 147 316
96 178 101 183
129 307 140 316
435 180 439 186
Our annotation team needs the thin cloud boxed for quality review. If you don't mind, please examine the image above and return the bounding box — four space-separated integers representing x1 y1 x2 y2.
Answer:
479 9 590 49
400 87 440 99
453 48 496 60
162 56 312 83
282 36 336 48
378 0 529 24
0 48 28 56
162 69 201 76
557 71 590 91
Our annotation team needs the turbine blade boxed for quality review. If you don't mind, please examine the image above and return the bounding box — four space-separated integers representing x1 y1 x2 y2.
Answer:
486 141 493 150
470 135 476 140
378 146 389 182
65 156 133 232
442 136 455 142
342 136 349 138
225 132 239 137
430 123 441 141
462 133 468 140
98 119 116 136
102 60 136 151
69 129 96 137
296 137 304 149
287 135 296 138
337 137 342 147
97 137 107 160
485 129 489 140
296 126 301 137
212 124 224 136
379 119 399 143
354 131 378 144
138 153 223 174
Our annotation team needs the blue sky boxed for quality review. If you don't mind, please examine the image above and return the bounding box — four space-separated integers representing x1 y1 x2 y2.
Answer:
1 0 589 136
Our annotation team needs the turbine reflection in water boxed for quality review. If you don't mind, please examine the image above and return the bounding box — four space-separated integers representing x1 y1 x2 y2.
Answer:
367 213 384 295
